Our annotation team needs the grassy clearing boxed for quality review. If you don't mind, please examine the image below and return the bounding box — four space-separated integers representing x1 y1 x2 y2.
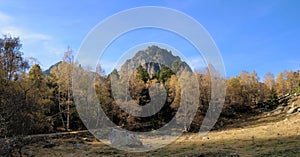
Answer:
19 113 300 156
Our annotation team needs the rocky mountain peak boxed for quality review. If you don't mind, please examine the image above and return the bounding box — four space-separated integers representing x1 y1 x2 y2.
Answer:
119 45 191 77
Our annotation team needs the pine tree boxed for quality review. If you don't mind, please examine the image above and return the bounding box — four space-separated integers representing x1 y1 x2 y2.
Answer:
159 66 174 83
137 65 149 83
267 87 279 109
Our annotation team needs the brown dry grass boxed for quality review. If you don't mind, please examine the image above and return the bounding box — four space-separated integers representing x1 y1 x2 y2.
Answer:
19 113 300 157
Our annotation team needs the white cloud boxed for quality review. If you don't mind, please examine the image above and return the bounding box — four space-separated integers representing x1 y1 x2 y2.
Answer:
0 11 66 69
0 12 12 24
0 26 51 41
0 12 50 41
0 11 53 42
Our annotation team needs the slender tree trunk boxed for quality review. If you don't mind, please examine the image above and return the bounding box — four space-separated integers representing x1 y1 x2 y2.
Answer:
66 62 72 131
66 83 70 131
58 87 65 129
66 103 70 131
58 103 65 129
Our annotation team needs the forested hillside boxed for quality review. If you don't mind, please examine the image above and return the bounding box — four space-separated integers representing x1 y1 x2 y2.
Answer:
1 35 300 138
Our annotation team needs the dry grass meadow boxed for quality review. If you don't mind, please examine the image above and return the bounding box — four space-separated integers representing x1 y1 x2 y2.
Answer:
18 111 300 157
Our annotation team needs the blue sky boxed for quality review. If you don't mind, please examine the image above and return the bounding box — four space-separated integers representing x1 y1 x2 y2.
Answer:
0 0 299 79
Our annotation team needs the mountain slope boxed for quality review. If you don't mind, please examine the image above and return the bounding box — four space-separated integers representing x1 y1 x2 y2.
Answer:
44 61 62 75
119 45 192 77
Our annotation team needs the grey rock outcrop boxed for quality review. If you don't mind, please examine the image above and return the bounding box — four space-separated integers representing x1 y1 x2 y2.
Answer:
110 129 143 147
287 107 299 114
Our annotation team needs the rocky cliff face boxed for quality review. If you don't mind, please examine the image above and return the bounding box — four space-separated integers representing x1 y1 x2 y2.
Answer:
119 45 191 77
